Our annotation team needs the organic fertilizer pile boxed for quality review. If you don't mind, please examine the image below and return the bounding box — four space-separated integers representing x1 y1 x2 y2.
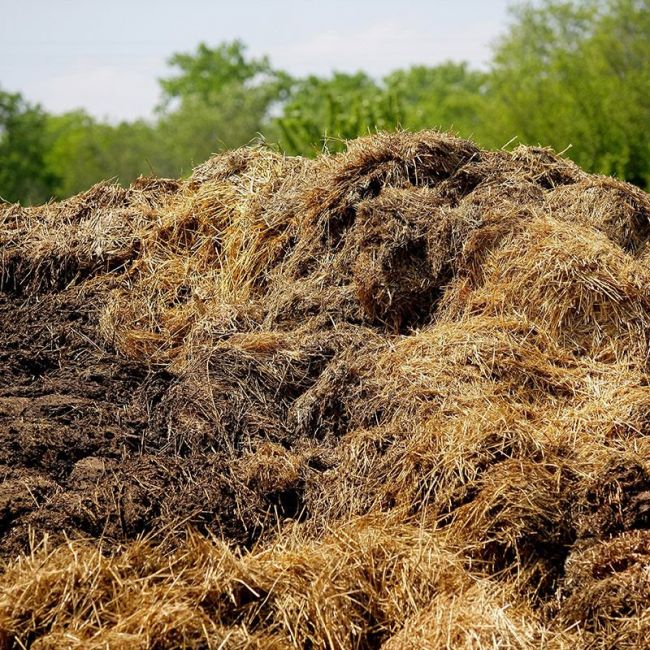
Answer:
0 131 649 648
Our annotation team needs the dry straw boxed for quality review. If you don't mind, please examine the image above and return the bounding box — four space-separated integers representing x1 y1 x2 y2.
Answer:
1 130 649 648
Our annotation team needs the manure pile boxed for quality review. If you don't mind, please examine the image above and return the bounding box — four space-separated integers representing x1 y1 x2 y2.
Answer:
0 131 650 648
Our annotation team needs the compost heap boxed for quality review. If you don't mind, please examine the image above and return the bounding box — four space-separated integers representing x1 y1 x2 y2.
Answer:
0 131 649 649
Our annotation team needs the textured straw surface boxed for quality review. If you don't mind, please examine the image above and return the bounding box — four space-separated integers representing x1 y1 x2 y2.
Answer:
0 131 649 648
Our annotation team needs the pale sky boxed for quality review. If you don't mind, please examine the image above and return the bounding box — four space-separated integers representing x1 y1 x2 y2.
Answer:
0 0 515 122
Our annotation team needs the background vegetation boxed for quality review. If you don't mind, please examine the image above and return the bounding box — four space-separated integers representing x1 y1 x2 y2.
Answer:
1 0 648 204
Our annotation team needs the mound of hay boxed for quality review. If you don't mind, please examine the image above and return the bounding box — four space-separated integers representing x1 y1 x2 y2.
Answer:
0 130 649 648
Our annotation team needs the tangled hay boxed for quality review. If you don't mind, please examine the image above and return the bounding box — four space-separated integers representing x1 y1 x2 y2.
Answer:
1 130 649 648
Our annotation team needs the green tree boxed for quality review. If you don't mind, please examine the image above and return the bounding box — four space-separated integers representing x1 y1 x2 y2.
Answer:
384 63 489 139
0 89 58 204
157 40 291 167
488 0 650 186
273 72 404 155
45 111 166 197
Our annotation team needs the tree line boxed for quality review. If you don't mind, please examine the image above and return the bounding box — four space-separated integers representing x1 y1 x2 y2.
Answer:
1 0 648 204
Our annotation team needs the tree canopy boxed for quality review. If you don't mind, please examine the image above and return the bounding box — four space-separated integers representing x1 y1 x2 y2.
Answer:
488 0 650 185
0 89 58 204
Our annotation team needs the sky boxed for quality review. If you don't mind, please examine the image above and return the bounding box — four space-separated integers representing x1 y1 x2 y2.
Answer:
0 0 514 122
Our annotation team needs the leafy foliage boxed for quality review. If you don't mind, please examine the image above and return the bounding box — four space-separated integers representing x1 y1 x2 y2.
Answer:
385 62 488 138
0 89 58 204
45 111 165 197
157 40 291 163
273 72 404 154
488 0 650 186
